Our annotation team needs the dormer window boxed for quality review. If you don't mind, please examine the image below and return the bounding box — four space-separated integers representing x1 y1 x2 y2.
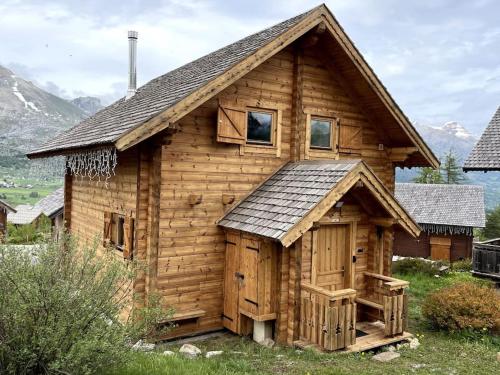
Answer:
310 118 333 149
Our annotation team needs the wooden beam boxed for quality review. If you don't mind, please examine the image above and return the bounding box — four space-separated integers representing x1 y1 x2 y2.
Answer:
291 46 305 161
388 147 419 162
63 172 72 230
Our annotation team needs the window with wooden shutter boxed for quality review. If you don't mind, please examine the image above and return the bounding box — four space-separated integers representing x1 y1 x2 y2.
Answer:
123 217 134 260
338 120 361 153
103 211 112 247
217 105 246 145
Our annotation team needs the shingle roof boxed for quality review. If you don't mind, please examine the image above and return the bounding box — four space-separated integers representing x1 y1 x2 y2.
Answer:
7 205 43 225
0 199 16 213
395 183 485 228
34 188 64 218
219 160 359 241
28 7 316 156
463 106 500 171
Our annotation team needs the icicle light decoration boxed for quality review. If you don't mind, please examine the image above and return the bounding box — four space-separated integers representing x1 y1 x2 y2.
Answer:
66 147 118 183
420 223 473 236
30 147 118 186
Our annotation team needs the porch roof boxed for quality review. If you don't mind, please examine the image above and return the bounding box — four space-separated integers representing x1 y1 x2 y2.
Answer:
218 160 420 247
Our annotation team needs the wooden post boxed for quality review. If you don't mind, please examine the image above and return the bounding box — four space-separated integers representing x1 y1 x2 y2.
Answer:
63 172 72 230
291 47 304 162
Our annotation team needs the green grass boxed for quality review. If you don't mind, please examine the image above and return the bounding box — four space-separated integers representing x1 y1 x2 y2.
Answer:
104 272 500 375
0 176 62 206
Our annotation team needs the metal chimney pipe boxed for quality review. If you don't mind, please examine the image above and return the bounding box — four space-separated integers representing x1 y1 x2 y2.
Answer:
126 30 138 99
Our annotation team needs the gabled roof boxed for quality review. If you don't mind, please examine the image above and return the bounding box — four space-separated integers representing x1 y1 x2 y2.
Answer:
28 4 438 168
33 187 64 218
463 106 500 171
219 160 420 247
395 183 485 228
8 205 44 225
0 199 16 213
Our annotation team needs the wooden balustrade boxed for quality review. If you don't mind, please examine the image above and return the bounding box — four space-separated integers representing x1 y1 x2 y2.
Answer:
358 272 409 337
299 283 357 351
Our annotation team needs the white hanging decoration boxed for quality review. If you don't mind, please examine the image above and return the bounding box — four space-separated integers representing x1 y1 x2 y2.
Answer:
66 147 118 183
29 147 118 186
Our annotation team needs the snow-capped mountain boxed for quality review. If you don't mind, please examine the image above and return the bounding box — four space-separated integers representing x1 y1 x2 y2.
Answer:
0 65 85 165
435 121 476 141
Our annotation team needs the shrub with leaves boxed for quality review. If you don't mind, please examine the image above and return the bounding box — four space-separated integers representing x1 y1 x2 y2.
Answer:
450 258 472 272
422 281 500 333
392 257 448 276
0 235 172 375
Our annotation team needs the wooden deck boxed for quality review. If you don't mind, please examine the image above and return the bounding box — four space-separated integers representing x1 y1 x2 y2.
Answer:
295 320 412 353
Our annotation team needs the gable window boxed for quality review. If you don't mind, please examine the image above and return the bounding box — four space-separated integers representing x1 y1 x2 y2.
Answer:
246 111 273 145
310 118 333 149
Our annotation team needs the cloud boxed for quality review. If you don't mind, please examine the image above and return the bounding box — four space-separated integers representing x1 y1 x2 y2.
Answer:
1 0 499 133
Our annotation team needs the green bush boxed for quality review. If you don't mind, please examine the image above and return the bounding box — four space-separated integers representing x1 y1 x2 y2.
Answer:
0 235 172 375
392 257 448 276
422 281 500 333
451 258 472 272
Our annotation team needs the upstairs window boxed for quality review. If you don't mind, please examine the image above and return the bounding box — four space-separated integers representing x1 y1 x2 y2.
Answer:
246 111 273 145
310 118 333 149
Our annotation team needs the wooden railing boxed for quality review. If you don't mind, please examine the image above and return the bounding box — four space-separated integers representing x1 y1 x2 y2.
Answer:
299 283 357 351
356 272 409 337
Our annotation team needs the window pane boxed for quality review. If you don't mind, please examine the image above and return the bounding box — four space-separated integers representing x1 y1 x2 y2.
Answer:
311 119 332 149
247 111 272 144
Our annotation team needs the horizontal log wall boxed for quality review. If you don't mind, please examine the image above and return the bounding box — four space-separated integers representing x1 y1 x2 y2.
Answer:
69 148 138 245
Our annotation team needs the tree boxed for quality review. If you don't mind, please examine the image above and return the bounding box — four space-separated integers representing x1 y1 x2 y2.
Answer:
480 205 500 240
413 167 443 184
441 149 467 184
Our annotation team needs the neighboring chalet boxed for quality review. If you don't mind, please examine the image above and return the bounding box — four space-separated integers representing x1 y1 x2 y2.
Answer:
394 183 485 262
7 188 64 240
0 199 16 242
27 5 439 352
464 106 500 279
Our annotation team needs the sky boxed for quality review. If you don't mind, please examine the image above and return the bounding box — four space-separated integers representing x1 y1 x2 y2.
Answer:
1 0 499 135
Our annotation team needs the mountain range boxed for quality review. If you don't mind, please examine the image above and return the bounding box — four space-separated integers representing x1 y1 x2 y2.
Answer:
0 64 499 209
0 65 102 169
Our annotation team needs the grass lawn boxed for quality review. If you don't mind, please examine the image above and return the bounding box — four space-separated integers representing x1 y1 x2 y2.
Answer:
104 272 500 375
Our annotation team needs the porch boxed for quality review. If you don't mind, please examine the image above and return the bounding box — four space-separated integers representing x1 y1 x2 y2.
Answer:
295 272 410 352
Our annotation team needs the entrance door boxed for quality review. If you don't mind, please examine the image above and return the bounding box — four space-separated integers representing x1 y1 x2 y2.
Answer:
313 224 351 291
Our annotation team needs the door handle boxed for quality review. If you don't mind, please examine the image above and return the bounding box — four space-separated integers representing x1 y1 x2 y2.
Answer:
235 272 244 280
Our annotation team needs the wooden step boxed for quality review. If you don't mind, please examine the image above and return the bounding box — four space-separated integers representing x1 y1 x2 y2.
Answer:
162 309 206 323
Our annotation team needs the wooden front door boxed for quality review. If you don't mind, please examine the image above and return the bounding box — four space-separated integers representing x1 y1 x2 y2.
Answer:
430 236 451 261
313 224 351 291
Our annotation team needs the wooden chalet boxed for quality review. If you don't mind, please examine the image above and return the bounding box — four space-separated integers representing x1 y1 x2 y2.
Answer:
464 106 500 280
394 183 485 262
0 199 16 242
28 4 439 352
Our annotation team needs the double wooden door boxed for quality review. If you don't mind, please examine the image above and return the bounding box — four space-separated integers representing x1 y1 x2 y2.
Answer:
312 224 351 291
223 232 277 334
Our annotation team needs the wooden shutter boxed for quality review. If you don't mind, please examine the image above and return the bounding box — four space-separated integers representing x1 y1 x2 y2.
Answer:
103 211 112 247
123 217 134 260
338 120 361 153
217 105 246 145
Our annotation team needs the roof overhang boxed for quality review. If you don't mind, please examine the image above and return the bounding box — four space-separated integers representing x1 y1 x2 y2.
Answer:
278 162 421 247
27 5 438 170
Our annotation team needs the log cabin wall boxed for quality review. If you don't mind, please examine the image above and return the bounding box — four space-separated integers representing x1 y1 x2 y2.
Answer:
154 41 398 337
393 229 473 261
67 148 138 247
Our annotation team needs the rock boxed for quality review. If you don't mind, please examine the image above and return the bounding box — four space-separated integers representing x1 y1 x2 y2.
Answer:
411 364 425 369
206 351 223 358
132 339 155 352
497 352 500 363
372 351 401 362
387 345 396 352
162 350 175 356
409 338 420 350
179 343 202 358
259 338 275 348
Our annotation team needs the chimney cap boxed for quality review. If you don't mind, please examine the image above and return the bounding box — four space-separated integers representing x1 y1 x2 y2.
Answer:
128 30 138 39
